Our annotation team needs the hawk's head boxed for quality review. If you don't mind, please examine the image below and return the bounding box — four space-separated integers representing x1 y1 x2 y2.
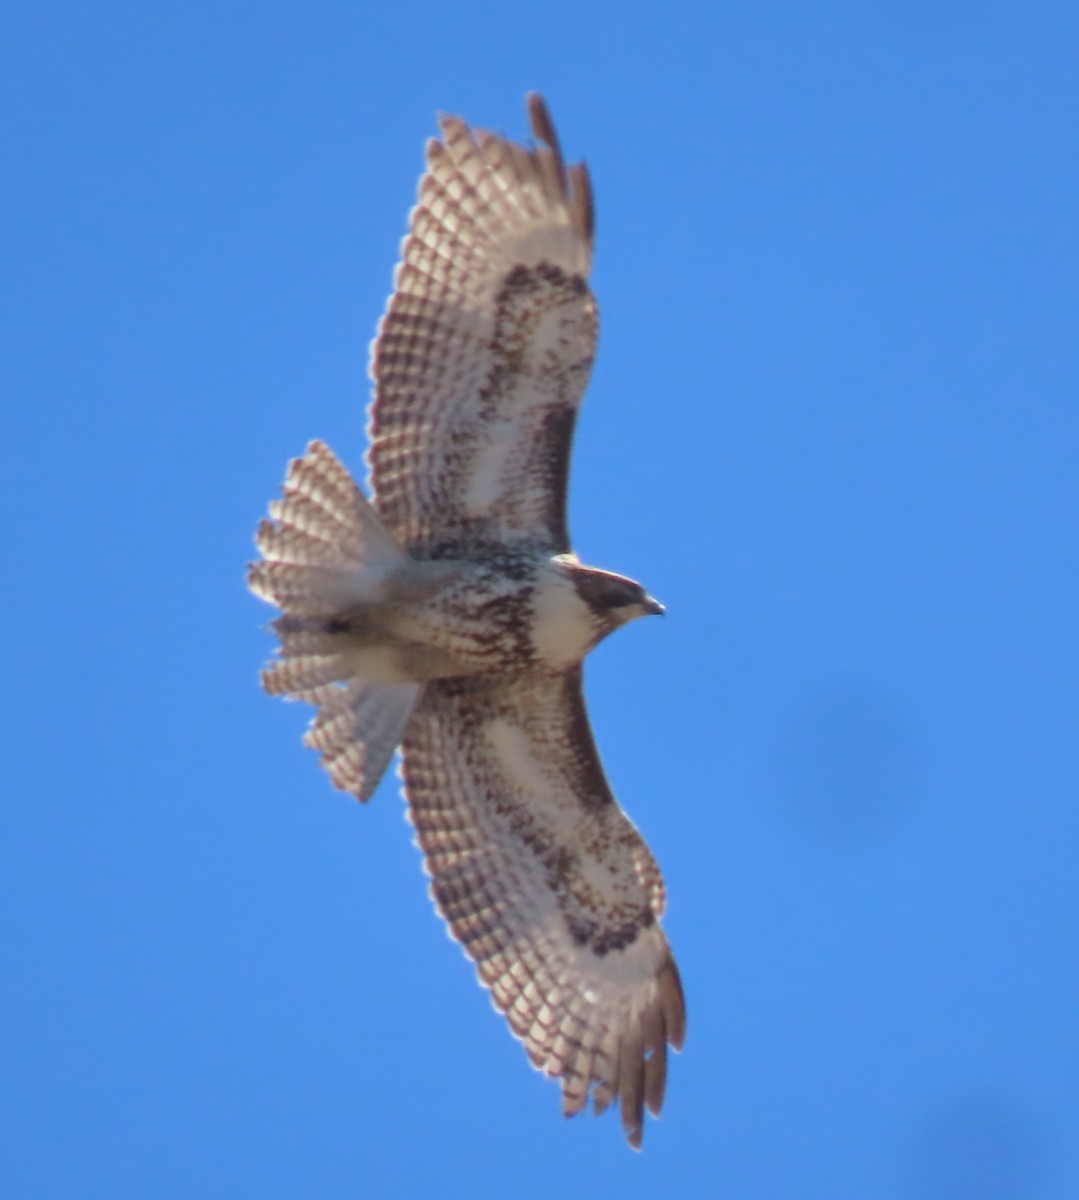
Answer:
530 557 663 670
570 566 665 626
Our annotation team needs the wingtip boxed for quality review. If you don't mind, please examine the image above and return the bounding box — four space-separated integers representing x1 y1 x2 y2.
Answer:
660 956 687 1052
525 93 593 250
567 161 595 247
527 92 559 155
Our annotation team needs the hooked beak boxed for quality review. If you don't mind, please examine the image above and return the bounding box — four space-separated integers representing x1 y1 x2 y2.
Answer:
643 595 666 617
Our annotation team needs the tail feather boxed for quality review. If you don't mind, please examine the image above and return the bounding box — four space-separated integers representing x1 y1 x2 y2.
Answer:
261 653 343 696
248 560 381 614
284 439 377 531
303 679 420 800
255 516 350 567
250 440 417 801
267 492 367 560
267 621 342 658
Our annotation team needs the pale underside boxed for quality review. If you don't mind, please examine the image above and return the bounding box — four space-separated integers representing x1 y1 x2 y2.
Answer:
250 95 684 1148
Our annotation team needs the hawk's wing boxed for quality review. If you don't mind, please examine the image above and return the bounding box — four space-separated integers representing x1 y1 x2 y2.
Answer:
368 94 595 557
401 669 685 1148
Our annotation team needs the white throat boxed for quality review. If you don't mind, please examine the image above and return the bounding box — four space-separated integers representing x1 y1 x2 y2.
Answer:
530 561 597 669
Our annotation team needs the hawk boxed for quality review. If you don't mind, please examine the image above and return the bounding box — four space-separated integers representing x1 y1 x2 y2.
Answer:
249 94 685 1147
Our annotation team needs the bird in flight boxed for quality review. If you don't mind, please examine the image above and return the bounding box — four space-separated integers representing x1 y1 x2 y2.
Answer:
249 94 684 1147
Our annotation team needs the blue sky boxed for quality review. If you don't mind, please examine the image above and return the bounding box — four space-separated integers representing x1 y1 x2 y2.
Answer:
3 2 1077 1196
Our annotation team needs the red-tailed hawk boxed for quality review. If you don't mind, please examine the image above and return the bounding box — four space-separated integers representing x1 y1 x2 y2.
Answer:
249 95 684 1147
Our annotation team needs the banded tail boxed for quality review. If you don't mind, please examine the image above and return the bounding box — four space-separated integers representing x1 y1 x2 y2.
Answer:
248 440 421 800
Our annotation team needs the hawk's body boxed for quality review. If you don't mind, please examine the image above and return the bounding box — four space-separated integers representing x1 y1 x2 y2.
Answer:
250 95 684 1147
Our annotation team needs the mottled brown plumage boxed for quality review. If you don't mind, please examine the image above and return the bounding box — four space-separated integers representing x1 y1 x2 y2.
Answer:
250 95 684 1148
